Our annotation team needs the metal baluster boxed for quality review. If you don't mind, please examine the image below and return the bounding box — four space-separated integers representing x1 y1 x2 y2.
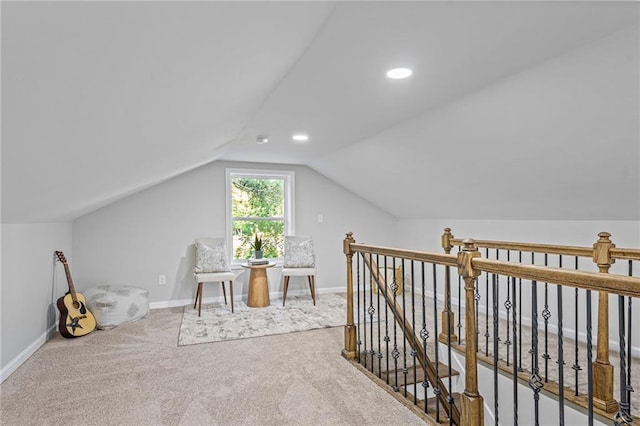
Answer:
519 251 523 372
493 273 499 425
557 284 565 425
384 255 390 385
401 259 408 398
485 248 490 357
410 261 418 405
572 256 581 396
420 262 430 414
391 257 399 392
457 245 463 340
614 294 632 425
627 260 634 415
363 252 369 369
356 253 361 363
376 254 382 379
542 254 551 382
586 290 594 426
367 253 375 372
432 263 441 422
512 276 519 426
504 250 512 366
495 250 500 347
529 280 543 426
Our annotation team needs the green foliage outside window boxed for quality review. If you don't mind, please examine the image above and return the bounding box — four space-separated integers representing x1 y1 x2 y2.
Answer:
232 177 285 259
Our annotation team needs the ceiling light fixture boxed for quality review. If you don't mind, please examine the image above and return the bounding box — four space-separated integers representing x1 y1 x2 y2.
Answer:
257 135 269 144
292 134 309 142
386 67 412 79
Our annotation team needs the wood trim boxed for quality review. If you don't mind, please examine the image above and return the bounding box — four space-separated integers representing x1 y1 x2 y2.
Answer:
346 242 640 297
610 247 640 260
449 238 640 262
450 238 593 257
350 243 458 267
471 258 640 298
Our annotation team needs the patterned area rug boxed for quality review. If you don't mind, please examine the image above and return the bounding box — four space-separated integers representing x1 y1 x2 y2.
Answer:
178 293 346 346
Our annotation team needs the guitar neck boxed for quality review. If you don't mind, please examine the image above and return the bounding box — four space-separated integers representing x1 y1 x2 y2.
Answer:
62 262 78 303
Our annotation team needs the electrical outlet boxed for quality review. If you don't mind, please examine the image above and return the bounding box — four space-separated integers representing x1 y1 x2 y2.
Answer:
158 274 166 286
317 213 324 223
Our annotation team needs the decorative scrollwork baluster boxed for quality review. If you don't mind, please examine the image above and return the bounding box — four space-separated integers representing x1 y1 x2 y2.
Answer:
572 256 582 396
420 262 430 414
529 280 543 426
542 254 551 382
504 250 512 366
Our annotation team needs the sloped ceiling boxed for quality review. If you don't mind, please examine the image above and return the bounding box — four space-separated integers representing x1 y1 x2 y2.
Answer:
2 1 638 223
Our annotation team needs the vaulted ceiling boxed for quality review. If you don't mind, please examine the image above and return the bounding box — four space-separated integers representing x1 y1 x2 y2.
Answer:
2 1 638 223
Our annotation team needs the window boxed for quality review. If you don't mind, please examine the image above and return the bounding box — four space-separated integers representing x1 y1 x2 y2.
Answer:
226 169 294 262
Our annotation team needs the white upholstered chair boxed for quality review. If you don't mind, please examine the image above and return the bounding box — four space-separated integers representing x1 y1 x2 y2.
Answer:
193 238 235 316
281 235 316 306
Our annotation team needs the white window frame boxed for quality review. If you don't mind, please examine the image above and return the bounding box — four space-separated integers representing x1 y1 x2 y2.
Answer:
225 168 295 264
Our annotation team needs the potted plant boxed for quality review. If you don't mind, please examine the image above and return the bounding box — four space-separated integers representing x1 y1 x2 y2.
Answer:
251 233 263 259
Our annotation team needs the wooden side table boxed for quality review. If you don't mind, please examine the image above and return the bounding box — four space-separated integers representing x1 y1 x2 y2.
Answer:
242 263 275 308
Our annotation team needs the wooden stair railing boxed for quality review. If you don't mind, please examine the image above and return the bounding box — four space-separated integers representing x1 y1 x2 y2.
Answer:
361 252 461 425
344 231 640 425
442 227 640 414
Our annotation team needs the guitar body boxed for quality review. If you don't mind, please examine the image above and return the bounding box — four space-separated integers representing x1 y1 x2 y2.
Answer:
54 251 96 338
56 292 96 338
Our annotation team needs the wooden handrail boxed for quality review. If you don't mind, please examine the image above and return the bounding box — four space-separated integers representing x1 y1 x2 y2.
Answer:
347 241 640 297
471 258 640 297
448 238 640 261
610 247 640 260
349 243 458 267
449 238 593 257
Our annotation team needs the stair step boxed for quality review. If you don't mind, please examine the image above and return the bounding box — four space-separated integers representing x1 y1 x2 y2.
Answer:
404 391 461 424
373 363 459 387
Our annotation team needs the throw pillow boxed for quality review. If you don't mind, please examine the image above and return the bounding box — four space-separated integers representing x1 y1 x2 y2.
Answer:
284 238 315 268
195 241 230 273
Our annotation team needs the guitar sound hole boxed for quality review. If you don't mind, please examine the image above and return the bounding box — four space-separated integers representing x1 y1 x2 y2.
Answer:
73 301 80 309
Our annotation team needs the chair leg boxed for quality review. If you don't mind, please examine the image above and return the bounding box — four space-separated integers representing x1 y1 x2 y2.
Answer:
221 282 227 305
283 276 290 306
229 281 234 313
309 276 316 306
194 283 200 309
198 283 204 317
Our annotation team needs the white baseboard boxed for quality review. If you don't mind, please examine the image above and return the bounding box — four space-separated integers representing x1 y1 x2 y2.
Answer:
1 324 56 384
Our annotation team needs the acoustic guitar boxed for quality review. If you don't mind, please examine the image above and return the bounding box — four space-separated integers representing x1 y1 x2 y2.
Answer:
55 251 96 338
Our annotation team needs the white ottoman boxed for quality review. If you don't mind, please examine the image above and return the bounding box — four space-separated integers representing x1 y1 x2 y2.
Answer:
85 285 149 330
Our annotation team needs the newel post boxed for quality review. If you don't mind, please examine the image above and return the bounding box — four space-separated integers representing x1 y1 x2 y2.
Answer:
440 227 458 343
457 239 484 426
342 232 357 360
591 232 619 412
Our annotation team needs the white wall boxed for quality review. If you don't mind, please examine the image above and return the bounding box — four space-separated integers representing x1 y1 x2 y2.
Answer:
1 223 73 380
72 161 398 305
311 26 639 222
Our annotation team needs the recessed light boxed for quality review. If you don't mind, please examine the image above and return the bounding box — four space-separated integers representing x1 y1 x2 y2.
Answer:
256 135 269 144
292 134 309 142
386 67 412 79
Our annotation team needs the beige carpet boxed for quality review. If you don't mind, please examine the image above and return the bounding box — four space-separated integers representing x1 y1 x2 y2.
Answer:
179 293 345 346
0 303 424 426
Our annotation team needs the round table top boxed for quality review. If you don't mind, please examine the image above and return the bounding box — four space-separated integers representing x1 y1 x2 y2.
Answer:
241 262 276 269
